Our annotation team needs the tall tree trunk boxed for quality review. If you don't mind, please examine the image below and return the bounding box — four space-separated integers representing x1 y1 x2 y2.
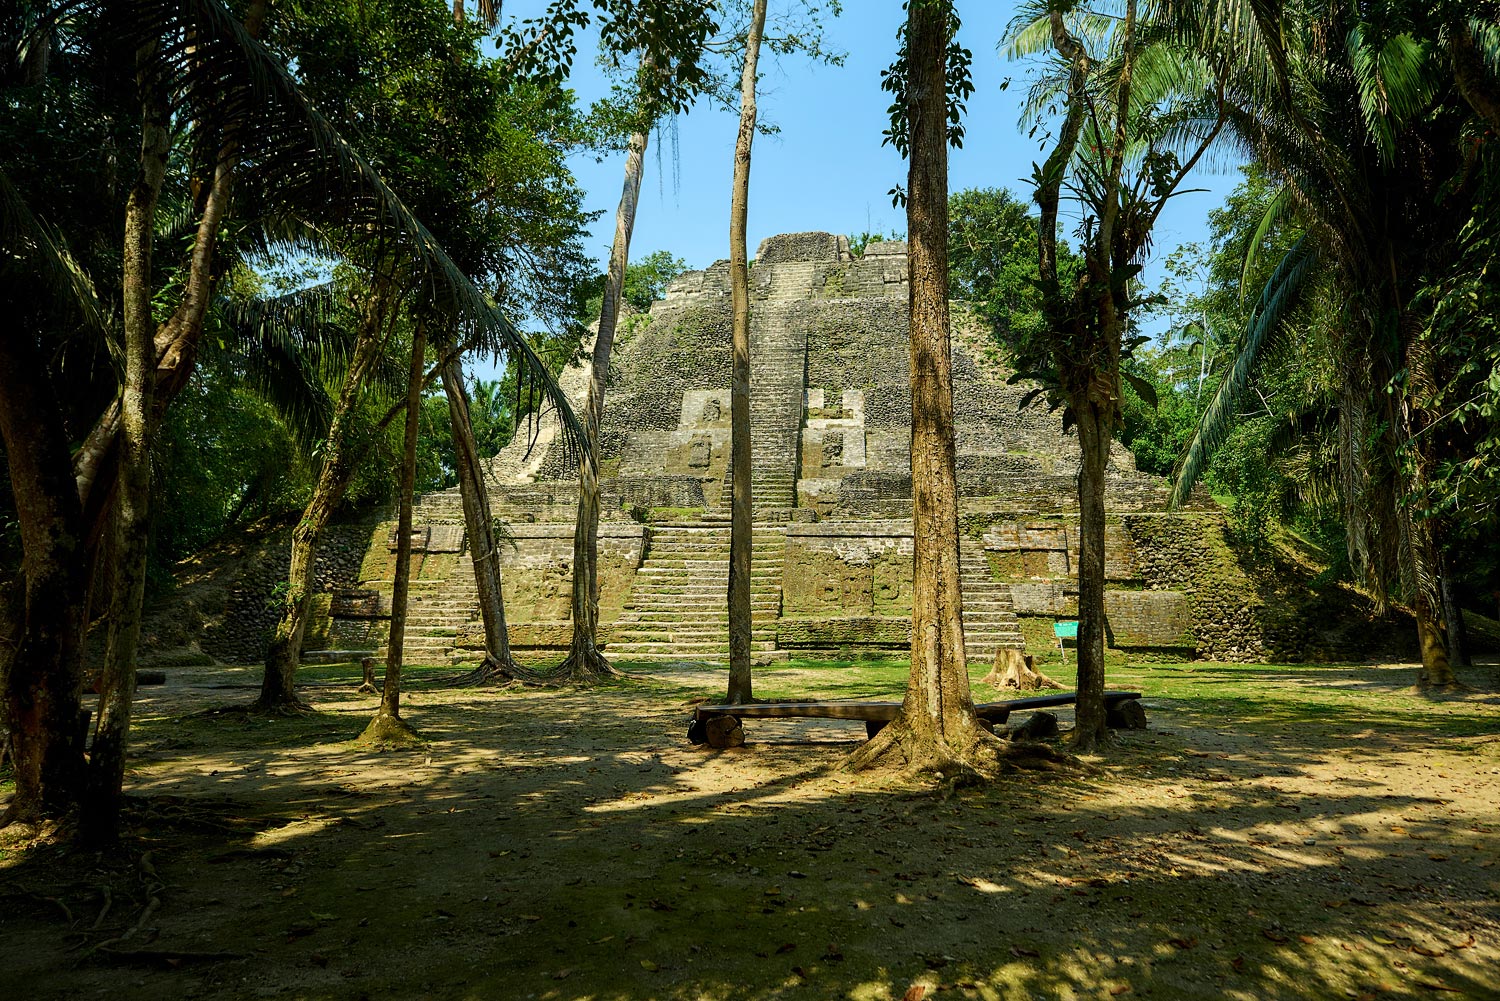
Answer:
726 0 767 705
1439 553 1470 670
1402 322 1461 691
849 0 989 774
442 354 519 684
257 277 391 711
80 53 170 842
1070 395 1113 750
361 322 425 744
0 332 90 827
72 0 269 523
557 126 648 681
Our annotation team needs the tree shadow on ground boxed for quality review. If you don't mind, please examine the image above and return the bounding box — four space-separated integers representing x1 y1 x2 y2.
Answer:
1 667 1497 1001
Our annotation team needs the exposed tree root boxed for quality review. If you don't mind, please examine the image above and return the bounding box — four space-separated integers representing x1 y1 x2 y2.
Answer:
980 649 1064 693
355 711 421 749
1418 679 1474 696
245 696 316 718
1069 726 1116 754
444 653 552 689
544 645 627 686
845 717 1072 780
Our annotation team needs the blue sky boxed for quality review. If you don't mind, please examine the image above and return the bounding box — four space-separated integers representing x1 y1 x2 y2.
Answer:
491 2 1241 359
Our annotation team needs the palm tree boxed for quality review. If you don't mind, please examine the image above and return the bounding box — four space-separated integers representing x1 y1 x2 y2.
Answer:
1005 0 1229 749
1169 0 1496 690
1 0 582 831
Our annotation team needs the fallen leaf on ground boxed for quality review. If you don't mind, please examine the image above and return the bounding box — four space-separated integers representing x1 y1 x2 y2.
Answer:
639 959 660 972
1262 929 1289 943
1230 956 1245 972
901 987 926 1001
1008 946 1039 958
1109 985 1132 997
1168 937 1198 950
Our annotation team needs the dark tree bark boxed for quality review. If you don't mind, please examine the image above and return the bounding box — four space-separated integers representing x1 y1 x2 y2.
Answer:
850 0 1023 776
80 49 171 842
257 278 391 711
360 321 426 745
442 354 520 684
556 125 648 682
1449 20 1500 134
726 0 767 705
0 332 90 827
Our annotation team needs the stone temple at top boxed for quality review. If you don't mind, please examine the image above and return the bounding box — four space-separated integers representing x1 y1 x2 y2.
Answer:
332 231 1363 667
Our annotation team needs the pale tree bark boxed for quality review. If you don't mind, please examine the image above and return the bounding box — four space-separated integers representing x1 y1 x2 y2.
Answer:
256 276 392 711
442 354 521 684
80 51 171 842
360 321 426 745
725 0 767 705
556 126 649 682
0 332 90 827
849 0 1057 776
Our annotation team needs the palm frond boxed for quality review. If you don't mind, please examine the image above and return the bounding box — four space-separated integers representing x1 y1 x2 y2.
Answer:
217 280 350 444
0 165 112 344
1237 181 1294 301
1170 234 1320 507
76 0 584 455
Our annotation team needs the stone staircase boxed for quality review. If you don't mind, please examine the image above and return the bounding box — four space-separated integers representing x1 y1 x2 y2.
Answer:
959 542 1025 665
719 310 806 512
607 523 787 661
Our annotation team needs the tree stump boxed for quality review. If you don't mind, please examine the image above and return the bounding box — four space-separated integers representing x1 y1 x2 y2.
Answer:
1007 710 1059 742
703 715 744 749
981 648 1064 692
357 657 378 695
1106 699 1147 730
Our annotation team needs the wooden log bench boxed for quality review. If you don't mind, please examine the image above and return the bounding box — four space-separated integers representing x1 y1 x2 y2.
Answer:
687 690 1146 745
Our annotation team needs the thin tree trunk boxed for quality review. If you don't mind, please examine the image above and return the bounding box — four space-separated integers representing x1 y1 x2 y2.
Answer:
1071 396 1113 750
442 354 520 684
0 332 90 827
72 0 270 522
361 320 426 744
257 277 391 711
850 0 1000 775
80 51 170 842
1403 323 1461 691
557 125 649 681
726 0 767 705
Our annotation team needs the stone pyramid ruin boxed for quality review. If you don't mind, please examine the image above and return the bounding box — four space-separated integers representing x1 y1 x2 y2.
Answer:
327 232 1367 667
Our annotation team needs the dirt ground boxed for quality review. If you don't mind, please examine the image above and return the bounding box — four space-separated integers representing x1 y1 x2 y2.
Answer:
2 658 1498 1001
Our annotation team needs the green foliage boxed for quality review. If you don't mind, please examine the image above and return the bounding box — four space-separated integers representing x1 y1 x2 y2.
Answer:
846 229 904 258
577 249 689 323
622 250 689 311
152 369 313 569
412 378 516 494
946 187 1049 352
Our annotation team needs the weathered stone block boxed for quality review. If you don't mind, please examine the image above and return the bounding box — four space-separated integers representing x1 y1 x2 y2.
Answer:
1103 589 1196 649
777 616 910 649
331 589 389 619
